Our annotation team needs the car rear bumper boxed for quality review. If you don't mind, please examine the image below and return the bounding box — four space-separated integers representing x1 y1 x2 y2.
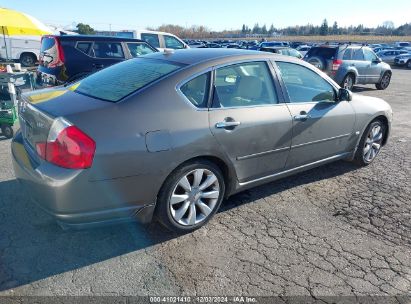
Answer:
11 131 155 228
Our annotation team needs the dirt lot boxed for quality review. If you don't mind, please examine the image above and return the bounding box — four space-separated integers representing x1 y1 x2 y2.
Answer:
0 68 410 299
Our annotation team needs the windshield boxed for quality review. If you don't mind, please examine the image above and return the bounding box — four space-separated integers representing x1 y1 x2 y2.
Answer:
72 58 183 102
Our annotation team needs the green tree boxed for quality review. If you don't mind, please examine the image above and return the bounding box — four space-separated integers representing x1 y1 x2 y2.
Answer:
269 24 275 34
332 21 339 35
241 24 247 34
252 23 261 34
261 24 267 35
76 23 95 35
320 19 328 36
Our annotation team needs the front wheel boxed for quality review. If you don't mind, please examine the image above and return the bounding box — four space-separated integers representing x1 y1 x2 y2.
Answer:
1 125 14 139
353 120 386 166
376 72 391 90
407 60 411 69
156 160 225 233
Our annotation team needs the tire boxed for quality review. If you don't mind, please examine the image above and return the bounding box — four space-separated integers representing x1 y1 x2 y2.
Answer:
407 60 411 69
1 125 14 139
376 72 391 90
341 74 355 91
353 120 386 166
20 53 36 67
307 56 326 70
156 160 226 233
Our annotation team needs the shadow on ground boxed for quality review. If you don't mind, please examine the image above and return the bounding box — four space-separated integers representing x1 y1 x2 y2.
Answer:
0 160 358 291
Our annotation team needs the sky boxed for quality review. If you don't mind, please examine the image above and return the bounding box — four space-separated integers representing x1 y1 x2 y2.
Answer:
1 0 410 31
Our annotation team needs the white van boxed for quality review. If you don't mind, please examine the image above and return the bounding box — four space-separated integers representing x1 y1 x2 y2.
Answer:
0 35 41 66
106 30 189 51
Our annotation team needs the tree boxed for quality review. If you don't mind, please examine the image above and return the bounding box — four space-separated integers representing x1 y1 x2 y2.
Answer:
261 24 267 35
76 23 95 35
332 21 339 35
252 23 261 34
269 24 275 34
320 19 328 36
242 24 247 34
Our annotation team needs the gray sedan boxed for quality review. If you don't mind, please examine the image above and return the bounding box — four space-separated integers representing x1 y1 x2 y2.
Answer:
12 49 392 233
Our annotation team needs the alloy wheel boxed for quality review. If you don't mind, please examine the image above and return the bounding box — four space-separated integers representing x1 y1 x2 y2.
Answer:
169 169 220 226
343 75 353 90
380 74 391 89
363 124 383 163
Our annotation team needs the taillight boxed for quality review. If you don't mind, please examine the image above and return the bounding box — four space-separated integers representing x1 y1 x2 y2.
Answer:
36 118 95 169
56 37 65 63
46 36 65 68
332 59 343 71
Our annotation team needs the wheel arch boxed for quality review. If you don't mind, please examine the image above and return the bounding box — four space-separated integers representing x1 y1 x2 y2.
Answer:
350 113 390 160
19 51 38 60
158 154 237 202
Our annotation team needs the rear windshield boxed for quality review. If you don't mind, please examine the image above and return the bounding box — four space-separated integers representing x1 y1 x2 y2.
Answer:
72 58 183 102
306 47 337 59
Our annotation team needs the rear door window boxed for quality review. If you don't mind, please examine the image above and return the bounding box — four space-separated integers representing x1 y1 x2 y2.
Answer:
141 33 160 48
92 42 124 58
213 62 278 108
352 49 365 61
76 42 92 55
343 49 353 60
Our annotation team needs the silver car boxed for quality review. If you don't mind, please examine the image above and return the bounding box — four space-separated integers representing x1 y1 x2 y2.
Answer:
377 49 410 65
12 49 393 233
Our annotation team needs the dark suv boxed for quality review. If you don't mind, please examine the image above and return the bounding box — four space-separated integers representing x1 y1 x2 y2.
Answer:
37 35 158 86
304 45 392 90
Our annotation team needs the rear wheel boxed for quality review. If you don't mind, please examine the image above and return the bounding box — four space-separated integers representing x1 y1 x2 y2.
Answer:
354 120 385 166
156 160 225 233
1 124 14 139
20 53 37 67
341 74 354 91
376 72 391 90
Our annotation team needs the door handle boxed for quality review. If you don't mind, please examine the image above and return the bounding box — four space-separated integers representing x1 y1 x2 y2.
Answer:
215 121 241 129
93 64 104 69
294 113 311 121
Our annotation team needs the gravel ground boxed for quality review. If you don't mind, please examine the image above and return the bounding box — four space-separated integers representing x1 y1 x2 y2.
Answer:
0 68 410 299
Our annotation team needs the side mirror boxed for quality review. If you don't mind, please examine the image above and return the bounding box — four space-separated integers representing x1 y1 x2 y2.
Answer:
373 57 382 63
338 88 352 102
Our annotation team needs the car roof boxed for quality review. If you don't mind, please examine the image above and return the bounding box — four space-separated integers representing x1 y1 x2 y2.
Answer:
142 48 291 65
45 35 146 43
